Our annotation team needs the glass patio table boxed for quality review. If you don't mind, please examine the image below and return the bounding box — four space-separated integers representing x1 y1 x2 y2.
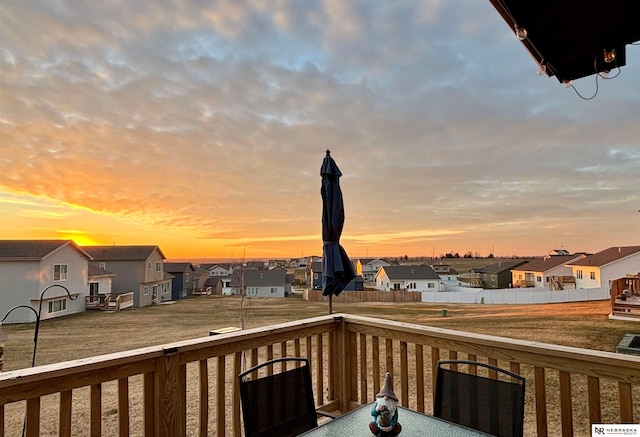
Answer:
298 403 492 436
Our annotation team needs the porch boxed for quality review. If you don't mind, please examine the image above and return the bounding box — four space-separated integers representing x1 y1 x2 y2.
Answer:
1 313 639 436
610 276 640 319
85 293 134 312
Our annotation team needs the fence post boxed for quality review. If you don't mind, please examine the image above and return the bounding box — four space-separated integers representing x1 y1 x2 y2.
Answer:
154 348 186 437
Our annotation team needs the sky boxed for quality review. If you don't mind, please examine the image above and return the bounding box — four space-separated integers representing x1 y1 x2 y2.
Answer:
2 1 640 261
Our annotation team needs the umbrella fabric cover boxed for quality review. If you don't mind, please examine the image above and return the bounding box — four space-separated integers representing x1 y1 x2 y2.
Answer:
321 150 356 297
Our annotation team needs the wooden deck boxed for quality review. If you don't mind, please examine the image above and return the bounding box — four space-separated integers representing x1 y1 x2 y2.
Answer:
85 292 134 312
1 313 640 436
610 276 640 318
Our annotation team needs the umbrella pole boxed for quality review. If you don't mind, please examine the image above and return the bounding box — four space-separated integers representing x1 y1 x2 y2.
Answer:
328 294 333 315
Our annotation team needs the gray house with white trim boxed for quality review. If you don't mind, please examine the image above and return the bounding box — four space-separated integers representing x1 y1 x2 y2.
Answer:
84 245 171 307
230 269 287 298
0 240 91 323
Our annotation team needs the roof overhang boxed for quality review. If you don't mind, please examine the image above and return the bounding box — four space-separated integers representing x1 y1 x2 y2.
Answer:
488 0 640 82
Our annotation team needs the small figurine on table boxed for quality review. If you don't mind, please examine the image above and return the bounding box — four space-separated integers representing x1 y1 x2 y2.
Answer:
369 372 402 436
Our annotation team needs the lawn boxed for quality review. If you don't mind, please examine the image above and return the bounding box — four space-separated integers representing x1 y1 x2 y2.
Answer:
2 295 640 436
1 294 637 371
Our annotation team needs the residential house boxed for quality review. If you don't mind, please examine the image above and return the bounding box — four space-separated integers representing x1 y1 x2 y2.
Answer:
471 260 529 289
511 255 584 290
566 246 640 289
310 261 323 289
88 265 115 299
356 258 391 282
230 269 287 298
310 261 364 291
83 245 171 307
204 276 234 295
375 265 442 292
0 240 91 323
206 263 234 277
268 259 287 269
164 262 196 300
242 261 266 270
344 275 365 291
429 263 460 288
192 265 211 293
289 258 303 268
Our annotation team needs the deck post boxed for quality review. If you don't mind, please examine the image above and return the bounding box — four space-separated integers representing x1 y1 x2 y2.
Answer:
334 315 353 412
0 332 6 372
154 347 186 437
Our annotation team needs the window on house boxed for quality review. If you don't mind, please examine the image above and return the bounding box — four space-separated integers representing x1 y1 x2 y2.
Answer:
185 273 190 283
148 262 151 269
314 273 318 279
153 285 158 296
393 283 401 290
89 282 99 296
99 262 106 269
270 287 278 294
144 286 149 295
590 272 596 280
427 283 435 288
53 264 68 281
155 261 161 272
576 270 583 279
536 276 542 282
48 298 67 313
247 287 258 296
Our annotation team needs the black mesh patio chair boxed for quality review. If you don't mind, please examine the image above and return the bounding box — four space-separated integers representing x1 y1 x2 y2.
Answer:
238 357 334 437
434 360 525 437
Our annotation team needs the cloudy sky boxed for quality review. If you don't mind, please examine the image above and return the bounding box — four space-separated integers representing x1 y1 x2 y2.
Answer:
2 1 640 260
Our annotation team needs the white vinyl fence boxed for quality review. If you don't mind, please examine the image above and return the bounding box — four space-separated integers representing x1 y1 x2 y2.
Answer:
422 286 609 304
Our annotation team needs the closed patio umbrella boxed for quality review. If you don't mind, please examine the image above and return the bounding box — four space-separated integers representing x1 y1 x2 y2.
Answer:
320 149 356 314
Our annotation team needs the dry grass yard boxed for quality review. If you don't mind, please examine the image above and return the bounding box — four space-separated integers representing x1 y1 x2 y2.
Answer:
1 295 639 436
2 295 634 371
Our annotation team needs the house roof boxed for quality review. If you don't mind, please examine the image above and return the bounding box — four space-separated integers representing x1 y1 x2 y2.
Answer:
473 260 529 274
207 263 233 271
380 265 440 280
204 277 223 287
83 245 165 261
310 261 322 272
514 255 582 273
88 264 115 277
230 269 286 287
567 246 640 268
0 239 91 261
164 262 195 273
488 0 640 82
358 258 389 266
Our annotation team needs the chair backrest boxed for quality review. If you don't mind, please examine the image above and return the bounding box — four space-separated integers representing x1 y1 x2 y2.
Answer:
434 360 525 437
238 357 318 437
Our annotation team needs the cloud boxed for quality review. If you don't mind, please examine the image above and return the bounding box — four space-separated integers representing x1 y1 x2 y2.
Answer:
1 1 639 257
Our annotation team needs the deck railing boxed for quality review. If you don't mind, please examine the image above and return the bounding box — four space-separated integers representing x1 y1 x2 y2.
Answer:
1 313 640 436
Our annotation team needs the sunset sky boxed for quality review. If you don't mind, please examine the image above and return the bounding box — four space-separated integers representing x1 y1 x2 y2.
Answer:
2 1 640 261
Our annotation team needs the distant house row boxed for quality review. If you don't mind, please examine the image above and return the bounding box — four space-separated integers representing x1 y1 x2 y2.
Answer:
2 239 638 323
351 247 640 293
511 246 640 291
0 240 295 324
